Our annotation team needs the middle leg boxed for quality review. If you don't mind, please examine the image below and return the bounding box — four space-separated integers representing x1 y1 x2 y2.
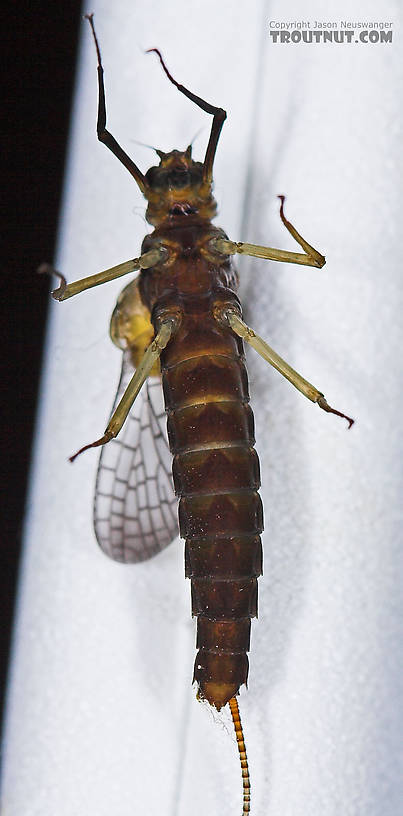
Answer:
210 197 325 270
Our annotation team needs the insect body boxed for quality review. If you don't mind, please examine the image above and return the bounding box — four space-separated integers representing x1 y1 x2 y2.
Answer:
45 15 354 815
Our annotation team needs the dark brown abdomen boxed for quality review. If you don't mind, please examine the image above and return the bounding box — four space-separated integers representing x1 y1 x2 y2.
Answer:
161 309 263 710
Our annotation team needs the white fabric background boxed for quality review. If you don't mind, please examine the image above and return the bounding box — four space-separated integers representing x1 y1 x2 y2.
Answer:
2 1 402 815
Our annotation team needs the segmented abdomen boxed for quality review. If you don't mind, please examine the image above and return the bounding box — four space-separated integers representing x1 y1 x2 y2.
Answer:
161 309 263 710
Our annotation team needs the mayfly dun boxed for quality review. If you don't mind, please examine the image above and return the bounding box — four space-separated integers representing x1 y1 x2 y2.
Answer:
40 14 354 814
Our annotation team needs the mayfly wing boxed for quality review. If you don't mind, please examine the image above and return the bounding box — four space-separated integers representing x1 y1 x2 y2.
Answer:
94 349 179 563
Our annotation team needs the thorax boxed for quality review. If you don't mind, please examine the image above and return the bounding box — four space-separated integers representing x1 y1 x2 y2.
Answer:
139 216 239 317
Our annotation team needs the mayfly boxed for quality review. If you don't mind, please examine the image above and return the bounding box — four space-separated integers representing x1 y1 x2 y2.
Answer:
41 14 354 814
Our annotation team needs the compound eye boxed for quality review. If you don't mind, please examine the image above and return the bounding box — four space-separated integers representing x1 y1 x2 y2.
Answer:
145 165 169 190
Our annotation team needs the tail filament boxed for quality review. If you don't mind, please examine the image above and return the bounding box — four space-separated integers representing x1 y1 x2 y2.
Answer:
229 696 251 815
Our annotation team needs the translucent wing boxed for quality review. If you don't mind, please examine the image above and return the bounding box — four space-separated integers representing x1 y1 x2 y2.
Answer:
94 350 179 563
